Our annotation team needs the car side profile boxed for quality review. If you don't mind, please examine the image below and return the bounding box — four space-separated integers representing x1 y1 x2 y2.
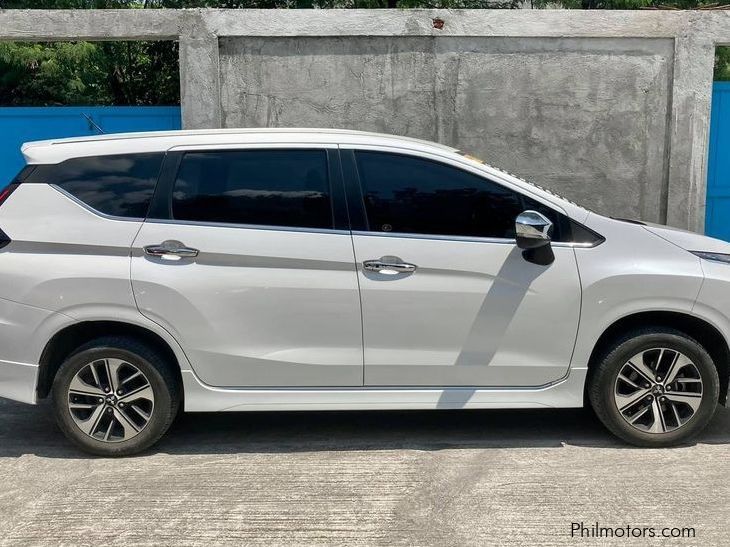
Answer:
0 128 728 456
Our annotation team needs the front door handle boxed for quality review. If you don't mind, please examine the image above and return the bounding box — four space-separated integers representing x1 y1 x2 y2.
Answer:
144 240 199 261
363 257 417 275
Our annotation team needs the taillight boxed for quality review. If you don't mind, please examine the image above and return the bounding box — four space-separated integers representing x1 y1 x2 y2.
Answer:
0 183 19 207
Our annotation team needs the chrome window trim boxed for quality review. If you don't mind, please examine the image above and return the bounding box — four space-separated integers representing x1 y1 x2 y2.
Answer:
351 230 600 248
145 217 351 236
50 184 145 223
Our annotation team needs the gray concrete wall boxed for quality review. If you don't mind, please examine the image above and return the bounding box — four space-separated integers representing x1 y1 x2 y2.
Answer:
2 10 730 231
219 36 673 221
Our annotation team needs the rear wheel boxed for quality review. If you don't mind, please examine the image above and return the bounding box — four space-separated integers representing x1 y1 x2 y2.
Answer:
589 327 720 447
51 336 180 456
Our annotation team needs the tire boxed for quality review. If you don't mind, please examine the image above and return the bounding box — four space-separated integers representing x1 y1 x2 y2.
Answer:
589 327 720 447
51 336 180 457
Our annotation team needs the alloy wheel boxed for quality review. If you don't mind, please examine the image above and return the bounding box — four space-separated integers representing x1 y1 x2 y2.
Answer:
614 348 703 434
67 358 155 443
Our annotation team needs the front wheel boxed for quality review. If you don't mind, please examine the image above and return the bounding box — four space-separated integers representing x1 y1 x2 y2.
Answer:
51 336 180 457
589 327 720 447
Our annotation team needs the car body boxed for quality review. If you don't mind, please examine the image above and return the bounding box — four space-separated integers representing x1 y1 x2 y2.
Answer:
0 128 728 455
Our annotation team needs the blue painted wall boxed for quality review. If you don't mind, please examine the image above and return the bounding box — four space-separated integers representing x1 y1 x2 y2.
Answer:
0 106 181 187
707 82 730 240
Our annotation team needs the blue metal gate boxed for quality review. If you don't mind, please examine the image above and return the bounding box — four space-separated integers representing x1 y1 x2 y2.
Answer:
707 82 730 240
0 106 181 187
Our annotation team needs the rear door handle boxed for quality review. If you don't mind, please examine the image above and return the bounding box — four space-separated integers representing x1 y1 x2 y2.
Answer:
144 240 199 261
363 258 417 275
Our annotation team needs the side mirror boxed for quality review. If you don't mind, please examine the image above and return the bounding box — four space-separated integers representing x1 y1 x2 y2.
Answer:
515 210 553 250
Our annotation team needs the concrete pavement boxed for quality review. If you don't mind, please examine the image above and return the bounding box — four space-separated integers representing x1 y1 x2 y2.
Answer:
0 398 728 546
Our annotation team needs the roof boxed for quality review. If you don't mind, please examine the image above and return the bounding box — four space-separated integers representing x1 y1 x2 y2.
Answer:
21 128 457 164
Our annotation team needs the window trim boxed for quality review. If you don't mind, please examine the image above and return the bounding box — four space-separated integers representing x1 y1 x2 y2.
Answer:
50 184 147 223
148 146 348 233
349 229 600 248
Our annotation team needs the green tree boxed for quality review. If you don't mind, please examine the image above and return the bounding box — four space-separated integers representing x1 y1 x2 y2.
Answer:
1 0 729 104
0 40 180 105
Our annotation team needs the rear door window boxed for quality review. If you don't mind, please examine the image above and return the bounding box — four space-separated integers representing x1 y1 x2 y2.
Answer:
171 149 333 229
26 153 164 218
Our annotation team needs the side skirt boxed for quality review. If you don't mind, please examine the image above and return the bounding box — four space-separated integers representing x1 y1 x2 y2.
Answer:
182 368 588 412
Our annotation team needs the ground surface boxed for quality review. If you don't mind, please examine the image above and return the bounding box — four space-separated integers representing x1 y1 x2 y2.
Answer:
0 398 727 546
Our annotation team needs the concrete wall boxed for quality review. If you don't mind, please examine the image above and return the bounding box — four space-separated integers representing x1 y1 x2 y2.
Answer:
2 9 730 231
219 36 673 221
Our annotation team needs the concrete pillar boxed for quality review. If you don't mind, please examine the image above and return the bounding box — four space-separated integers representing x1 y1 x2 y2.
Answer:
179 33 221 129
665 27 716 232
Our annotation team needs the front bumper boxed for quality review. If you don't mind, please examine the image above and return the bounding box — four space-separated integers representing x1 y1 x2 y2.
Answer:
0 359 38 404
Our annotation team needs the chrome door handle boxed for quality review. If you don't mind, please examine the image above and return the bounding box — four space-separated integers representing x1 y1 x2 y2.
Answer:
144 241 199 260
363 258 417 275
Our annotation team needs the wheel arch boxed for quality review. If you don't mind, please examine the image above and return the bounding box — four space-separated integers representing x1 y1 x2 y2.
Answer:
587 310 729 405
36 320 184 400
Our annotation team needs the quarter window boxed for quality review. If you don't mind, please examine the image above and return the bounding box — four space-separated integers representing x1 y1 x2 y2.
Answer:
27 153 164 218
171 149 332 229
354 151 562 239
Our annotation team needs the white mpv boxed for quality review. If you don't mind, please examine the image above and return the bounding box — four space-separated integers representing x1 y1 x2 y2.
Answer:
0 129 728 455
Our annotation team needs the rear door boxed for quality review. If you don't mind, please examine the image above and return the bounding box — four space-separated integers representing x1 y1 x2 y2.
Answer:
131 145 363 387
342 147 582 387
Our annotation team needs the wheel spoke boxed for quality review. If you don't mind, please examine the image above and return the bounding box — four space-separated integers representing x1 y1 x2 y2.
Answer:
119 384 153 404
69 402 98 410
69 375 104 396
647 399 667 433
89 362 102 388
105 359 124 393
114 408 140 438
103 418 115 441
129 404 151 421
665 392 702 413
627 405 651 424
120 371 142 386
75 404 106 436
615 387 650 412
664 353 693 385
655 348 666 373
618 372 641 390
670 401 683 426
626 358 656 384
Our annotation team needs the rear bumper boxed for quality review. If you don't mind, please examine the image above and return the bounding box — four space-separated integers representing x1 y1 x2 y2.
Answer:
0 359 38 404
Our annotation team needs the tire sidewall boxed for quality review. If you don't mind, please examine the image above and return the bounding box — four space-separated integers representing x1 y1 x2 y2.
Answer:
52 344 174 457
595 331 719 447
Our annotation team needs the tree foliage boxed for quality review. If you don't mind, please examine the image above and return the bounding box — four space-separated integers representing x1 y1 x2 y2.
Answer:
0 40 179 105
0 0 729 105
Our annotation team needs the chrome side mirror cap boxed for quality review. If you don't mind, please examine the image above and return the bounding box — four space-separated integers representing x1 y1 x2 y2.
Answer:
515 210 553 250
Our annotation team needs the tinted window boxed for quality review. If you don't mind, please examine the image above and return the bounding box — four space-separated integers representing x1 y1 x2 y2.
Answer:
355 151 563 239
172 149 332 229
27 153 163 218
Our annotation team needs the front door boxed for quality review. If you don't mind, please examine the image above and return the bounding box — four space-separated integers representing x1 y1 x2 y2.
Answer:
344 148 581 387
132 146 363 387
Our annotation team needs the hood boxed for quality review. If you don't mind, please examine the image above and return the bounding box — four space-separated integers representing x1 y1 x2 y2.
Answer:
641 222 730 254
